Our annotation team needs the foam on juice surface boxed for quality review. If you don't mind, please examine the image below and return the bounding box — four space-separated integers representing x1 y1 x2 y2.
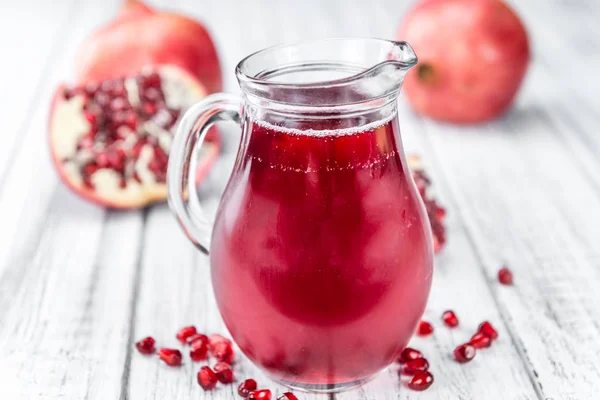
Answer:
251 110 398 138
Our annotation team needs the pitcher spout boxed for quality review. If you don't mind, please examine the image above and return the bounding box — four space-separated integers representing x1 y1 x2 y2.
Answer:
236 38 418 108
355 40 417 99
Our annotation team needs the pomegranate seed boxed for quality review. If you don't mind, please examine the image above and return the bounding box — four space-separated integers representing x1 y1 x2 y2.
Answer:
478 321 499 340
100 80 115 93
277 393 298 400
96 152 110 168
94 92 111 108
442 310 459 327
140 71 162 89
78 136 95 150
110 81 127 97
407 370 434 391
135 336 155 354
144 87 163 102
187 333 208 345
83 110 97 125
110 97 129 112
85 82 99 96
176 325 197 343
248 389 272 400
400 357 429 375
454 343 476 363
197 366 218 390
157 348 182 366
142 102 158 116
108 149 126 171
213 361 234 383
238 379 257 398
498 267 514 285
212 341 234 363
190 338 209 361
123 111 137 130
470 332 492 349
398 347 423 364
416 320 434 336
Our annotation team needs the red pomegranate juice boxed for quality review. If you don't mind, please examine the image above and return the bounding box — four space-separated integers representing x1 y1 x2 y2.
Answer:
211 113 433 386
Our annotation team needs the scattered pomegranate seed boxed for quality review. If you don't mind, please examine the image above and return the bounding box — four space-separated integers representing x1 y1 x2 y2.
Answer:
187 333 208 345
407 370 434 391
470 332 492 349
398 347 423 364
454 343 476 363
212 341 234 364
277 393 298 400
498 267 514 285
248 389 272 400
213 361 234 383
157 348 182 366
400 357 429 375
134 336 155 355
189 334 209 361
417 320 434 336
478 321 499 340
197 366 218 390
442 310 459 327
209 334 231 348
176 325 197 343
238 379 258 398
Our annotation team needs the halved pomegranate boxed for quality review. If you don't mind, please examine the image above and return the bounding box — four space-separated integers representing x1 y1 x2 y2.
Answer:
49 65 220 208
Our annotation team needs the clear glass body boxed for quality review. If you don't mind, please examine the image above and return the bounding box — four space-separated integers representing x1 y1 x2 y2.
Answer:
168 38 433 392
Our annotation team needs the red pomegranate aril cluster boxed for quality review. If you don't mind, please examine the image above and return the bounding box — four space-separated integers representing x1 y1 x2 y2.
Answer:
213 361 234 383
498 266 514 285
398 347 434 391
417 320 434 336
135 336 156 355
63 70 181 190
238 379 258 397
197 365 218 390
442 310 459 327
157 348 182 366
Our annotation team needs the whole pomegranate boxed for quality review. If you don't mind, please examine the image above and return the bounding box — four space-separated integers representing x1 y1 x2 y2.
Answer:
75 0 222 93
49 65 220 208
398 0 530 123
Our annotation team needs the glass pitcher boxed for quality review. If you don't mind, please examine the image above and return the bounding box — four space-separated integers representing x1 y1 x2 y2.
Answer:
167 38 433 393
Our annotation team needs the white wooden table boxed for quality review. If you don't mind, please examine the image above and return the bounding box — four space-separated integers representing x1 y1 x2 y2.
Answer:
2 0 600 398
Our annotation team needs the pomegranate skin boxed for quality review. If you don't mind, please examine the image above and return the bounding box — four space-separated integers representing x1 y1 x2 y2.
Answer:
75 0 222 94
398 0 530 123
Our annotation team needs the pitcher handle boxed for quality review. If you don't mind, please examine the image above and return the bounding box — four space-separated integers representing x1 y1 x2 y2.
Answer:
167 93 242 255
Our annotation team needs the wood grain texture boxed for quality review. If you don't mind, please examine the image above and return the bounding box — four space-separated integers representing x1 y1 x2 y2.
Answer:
1 0 600 398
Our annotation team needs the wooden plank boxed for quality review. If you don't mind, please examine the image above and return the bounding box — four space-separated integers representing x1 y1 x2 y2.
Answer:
415 91 600 399
0 0 145 399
